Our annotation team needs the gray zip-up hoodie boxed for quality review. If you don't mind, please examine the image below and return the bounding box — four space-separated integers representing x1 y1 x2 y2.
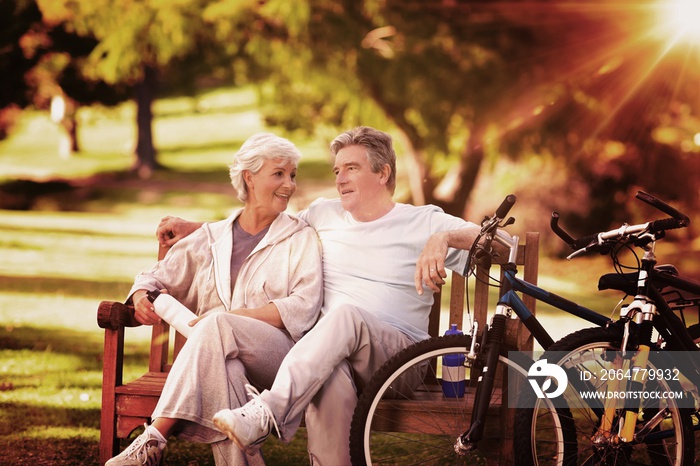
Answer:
128 209 323 342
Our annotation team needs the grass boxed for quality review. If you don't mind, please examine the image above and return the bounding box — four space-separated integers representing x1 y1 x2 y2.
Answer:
0 85 690 465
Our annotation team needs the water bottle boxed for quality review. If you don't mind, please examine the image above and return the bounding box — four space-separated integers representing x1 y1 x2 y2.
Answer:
441 324 466 398
146 289 195 338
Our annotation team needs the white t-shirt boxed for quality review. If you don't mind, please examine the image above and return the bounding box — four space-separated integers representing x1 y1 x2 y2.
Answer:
298 198 474 342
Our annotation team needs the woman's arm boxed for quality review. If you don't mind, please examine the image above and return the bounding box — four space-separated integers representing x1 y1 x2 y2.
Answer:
188 302 284 328
269 229 324 341
231 303 284 328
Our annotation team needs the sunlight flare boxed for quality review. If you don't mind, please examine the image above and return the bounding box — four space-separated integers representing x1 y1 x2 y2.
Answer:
660 0 700 44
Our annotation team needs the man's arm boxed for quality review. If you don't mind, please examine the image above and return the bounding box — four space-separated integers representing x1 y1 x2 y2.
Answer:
414 226 481 295
415 225 513 295
157 216 203 247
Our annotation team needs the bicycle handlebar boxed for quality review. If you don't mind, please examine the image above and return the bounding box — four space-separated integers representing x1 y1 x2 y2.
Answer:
648 217 688 233
468 194 518 270
550 212 575 245
550 191 690 257
480 194 517 235
636 190 690 226
495 194 517 219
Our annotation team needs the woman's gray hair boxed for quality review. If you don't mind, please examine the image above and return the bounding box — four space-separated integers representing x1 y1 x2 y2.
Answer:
229 133 302 202
330 126 396 194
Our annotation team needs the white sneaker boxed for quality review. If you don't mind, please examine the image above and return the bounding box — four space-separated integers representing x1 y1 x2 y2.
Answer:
213 384 280 452
106 424 166 466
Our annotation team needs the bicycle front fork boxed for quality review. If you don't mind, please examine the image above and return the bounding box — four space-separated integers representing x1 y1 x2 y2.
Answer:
595 317 654 447
456 305 511 453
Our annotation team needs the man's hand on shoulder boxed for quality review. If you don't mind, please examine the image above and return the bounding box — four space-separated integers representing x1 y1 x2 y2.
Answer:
157 216 203 247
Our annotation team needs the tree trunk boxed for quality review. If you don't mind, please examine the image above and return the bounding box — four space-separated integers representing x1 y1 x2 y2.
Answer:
61 117 79 153
426 133 485 218
132 64 158 178
454 138 485 219
362 78 483 217
394 130 432 206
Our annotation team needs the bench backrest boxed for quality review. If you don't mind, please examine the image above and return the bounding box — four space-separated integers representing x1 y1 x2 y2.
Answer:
151 232 539 371
428 231 539 351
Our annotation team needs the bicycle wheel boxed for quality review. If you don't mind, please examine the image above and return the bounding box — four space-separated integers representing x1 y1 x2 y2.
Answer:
350 334 536 465
515 326 694 466
686 323 700 466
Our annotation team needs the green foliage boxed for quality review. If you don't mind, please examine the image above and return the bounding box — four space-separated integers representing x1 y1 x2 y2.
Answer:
0 0 128 115
9 0 697 224
239 0 551 209
222 0 700 223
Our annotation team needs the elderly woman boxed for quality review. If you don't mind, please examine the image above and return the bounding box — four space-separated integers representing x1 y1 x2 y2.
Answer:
106 133 323 466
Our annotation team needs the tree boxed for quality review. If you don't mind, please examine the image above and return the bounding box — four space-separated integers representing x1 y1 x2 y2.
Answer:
499 5 700 231
21 0 698 223
27 26 130 153
0 0 128 149
0 0 44 138
37 0 255 176
227 0 698 225
219 0 583 213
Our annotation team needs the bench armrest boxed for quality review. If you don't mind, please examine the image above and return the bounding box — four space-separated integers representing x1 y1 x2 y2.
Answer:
97 301 142 330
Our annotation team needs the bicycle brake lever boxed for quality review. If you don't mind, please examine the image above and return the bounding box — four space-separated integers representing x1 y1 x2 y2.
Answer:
467 321 479 361
567 237 606 260
566 248 587 260
567 242 599 259
480 217 498 235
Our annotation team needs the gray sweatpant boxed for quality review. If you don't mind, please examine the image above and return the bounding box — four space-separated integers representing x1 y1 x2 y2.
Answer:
152 312 295 466
259 304 416 465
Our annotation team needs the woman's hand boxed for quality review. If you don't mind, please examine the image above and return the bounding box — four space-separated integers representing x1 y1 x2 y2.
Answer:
188 313 208 328
132 289 162 326
230 305 285 328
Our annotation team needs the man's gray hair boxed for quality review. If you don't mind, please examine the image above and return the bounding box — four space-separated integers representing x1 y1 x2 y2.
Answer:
229 133 302 202
330 126 397 194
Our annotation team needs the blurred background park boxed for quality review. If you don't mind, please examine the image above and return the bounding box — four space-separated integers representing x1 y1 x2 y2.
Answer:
0 0 699 464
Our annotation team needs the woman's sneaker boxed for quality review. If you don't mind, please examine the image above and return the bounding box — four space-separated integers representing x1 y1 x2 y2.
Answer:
212 384 280 452
106 423 166 466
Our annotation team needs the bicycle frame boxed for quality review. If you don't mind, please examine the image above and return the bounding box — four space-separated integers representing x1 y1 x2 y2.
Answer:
499 266 612 351
459 234 612 450
486 233 612 349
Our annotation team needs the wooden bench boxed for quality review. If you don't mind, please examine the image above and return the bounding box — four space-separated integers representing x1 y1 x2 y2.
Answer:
97 244 185 465
97 232 539 465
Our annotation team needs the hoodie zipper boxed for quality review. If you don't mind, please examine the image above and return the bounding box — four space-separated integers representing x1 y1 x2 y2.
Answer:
207 212 300 310
241 243 277 307
203 223 229 310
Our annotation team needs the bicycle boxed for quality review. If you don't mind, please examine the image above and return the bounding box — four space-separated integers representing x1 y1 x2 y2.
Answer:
514 191 700 466
349 194 633 465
